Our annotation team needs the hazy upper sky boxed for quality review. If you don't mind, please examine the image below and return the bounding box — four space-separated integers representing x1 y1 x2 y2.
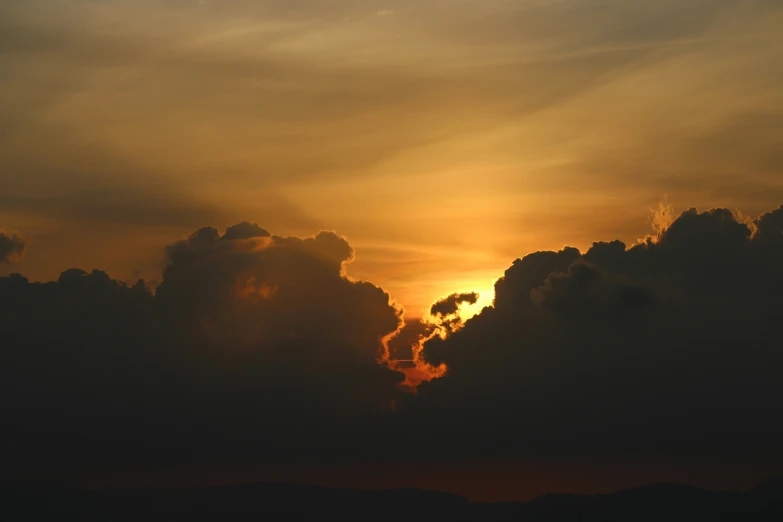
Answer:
2 0 782 315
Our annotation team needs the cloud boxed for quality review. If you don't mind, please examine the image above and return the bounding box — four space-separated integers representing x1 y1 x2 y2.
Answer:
221 221 271 240
430 292 479 318
0 224 403 476
0 230 27 263
529 261 658 321
404 204 783 465
2 204 783 484
754 204 783 242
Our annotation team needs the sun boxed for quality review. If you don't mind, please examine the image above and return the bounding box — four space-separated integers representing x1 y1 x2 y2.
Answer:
452 280 497 321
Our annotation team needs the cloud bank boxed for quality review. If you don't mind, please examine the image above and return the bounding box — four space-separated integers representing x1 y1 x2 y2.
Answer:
2 204 783 482
408 204 783 463
0 225 402 476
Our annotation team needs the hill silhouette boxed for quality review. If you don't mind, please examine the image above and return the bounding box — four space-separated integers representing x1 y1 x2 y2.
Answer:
2 478 781 521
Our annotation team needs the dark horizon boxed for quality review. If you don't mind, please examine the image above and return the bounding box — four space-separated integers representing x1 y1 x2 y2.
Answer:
4 476 783 521
64 458 783 503
77 469 783 504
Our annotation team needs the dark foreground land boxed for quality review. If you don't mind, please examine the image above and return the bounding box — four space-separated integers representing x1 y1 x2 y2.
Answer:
3 478 782 521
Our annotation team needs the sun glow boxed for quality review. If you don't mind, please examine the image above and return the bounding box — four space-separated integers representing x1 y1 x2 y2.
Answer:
435 281 497 322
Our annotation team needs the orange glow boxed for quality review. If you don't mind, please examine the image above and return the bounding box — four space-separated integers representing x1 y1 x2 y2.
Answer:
382 286 494 391
381 317 445 392
235 276 278 300
428 284 496 323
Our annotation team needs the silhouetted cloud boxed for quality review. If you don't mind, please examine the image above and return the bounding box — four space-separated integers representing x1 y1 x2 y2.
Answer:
407 205 783 465
0 225 403 477
385 318 434 362
430 292 479 317
220 221 271 241
2 205 783 484
0 230 26 263
755 204 783 242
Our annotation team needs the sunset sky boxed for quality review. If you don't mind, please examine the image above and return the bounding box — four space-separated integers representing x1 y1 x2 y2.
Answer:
2 0 783 502
3 0 782 315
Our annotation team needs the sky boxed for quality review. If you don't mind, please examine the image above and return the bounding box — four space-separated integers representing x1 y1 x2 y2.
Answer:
2 0 783 316
2 0 783 502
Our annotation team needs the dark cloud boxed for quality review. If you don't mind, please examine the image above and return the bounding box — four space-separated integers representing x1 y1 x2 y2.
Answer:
3 205 783 485
755 204 783 242
221 222 271 241
430 292 479 317
0 225 402 478
407 205 783 467
0 230 27 263
530 261 658 321
385 319 434 362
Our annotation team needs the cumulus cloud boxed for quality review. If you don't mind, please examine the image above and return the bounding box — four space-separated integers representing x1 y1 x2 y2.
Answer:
0 224 403 477
754 204 783 242
0 230 27 263
530 261 658 321
405 205 783 466
3 206 783 482
220 221 271 241
157 225 392 359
